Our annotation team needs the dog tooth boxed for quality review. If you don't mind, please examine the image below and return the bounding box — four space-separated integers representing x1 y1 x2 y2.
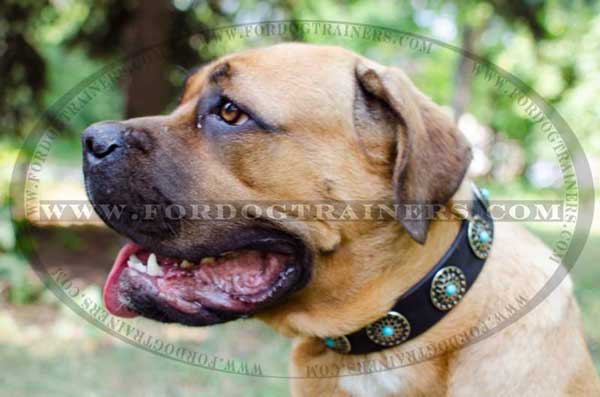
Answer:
127 254 144 272
200 257 215 265
180 260 194 269
130 261 146 273
147 253 164 276
128 254 143 265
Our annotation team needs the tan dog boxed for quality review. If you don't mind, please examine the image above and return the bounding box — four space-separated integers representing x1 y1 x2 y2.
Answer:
82 43 599 396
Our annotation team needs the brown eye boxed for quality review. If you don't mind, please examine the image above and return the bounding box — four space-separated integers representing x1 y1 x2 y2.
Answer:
219 101 248 125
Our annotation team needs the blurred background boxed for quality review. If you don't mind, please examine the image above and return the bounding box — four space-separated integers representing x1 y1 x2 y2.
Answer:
1 1 599 396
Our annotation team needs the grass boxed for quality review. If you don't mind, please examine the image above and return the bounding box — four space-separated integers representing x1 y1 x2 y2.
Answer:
0 307 292 397
0 340 291 397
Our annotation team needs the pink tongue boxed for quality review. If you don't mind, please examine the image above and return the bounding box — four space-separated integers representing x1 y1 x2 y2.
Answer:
103 242 139 317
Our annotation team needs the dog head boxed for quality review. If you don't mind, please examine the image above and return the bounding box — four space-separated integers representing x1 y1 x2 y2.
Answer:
82 43 471 334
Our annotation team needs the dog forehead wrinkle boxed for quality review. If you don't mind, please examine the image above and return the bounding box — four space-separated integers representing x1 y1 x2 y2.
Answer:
180 61 222 104
209 62 231 84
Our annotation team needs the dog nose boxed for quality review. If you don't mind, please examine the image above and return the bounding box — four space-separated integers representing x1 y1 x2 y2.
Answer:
82 122 125 160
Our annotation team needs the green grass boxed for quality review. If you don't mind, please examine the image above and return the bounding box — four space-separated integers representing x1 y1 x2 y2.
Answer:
0 344 291 397
0 316 292 397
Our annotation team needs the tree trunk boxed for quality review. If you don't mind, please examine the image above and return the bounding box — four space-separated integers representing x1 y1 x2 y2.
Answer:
122 0 174 118
452 26 476 120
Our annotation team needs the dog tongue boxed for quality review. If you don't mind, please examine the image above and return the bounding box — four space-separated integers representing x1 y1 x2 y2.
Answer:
104 242 140 318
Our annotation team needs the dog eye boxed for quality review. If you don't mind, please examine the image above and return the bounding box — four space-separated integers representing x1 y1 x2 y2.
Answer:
218 101 248 125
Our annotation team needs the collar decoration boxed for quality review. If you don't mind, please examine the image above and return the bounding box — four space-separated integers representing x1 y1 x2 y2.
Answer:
323 185 493 354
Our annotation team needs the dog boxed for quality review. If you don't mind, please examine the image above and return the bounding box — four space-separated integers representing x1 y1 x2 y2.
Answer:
81 43 599 396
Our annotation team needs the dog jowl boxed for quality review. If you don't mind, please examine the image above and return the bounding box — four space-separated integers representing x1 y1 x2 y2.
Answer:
82 114 313 326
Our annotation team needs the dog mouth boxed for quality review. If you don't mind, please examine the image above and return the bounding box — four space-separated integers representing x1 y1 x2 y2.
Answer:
104 235 309 325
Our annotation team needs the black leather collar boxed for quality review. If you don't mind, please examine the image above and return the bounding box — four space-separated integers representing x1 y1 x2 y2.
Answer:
323 186 493 354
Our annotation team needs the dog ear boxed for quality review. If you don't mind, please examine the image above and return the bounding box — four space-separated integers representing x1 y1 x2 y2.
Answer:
355 60 472 244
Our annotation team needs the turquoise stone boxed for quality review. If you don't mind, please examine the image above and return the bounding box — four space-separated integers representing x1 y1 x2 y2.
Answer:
479 230 491 243
381 325 395 337
324 337 335 348
445 283 457 296
481 188 490 199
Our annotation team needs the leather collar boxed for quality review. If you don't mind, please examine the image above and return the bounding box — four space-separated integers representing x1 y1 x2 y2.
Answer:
323 186 493 354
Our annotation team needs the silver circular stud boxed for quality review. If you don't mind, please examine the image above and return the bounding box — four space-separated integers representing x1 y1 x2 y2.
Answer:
323 335 351 354
468 215 493 259
430 266 467 311
366 311 411 347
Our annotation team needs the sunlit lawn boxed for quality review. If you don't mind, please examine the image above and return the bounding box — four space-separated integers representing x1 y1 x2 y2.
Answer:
0 310 292 397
